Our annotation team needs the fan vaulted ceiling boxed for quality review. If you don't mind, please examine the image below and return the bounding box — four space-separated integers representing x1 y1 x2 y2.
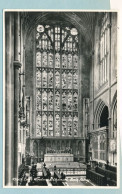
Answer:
22 12 97 45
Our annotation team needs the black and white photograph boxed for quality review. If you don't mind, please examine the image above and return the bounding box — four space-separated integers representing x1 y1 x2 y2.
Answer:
4 10 118 187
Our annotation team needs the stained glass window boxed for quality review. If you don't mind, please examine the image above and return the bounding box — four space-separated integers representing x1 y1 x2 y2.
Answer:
36 24 79 137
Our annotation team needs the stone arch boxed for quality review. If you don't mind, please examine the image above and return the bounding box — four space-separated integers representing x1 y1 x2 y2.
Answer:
94 99 109 129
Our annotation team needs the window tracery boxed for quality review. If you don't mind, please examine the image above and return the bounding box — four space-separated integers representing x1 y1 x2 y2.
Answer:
36 24 79 137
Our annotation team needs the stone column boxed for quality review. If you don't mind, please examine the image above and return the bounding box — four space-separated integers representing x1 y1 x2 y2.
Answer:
13 12 21 186
108 14 112 163
13 61 21 186
5 12 14 186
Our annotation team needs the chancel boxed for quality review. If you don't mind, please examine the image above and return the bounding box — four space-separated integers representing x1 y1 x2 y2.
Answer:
4 11 117 187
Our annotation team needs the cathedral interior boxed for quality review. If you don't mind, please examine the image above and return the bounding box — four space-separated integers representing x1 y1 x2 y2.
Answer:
5 11 117 187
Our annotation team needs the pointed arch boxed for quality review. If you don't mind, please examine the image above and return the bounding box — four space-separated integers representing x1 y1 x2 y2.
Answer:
94 99 109 129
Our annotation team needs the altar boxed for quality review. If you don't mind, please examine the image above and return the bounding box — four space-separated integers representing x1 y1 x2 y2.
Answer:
44 153 74 162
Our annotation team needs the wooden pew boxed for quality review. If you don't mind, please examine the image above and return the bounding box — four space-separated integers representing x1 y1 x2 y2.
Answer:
86 169 106 186
95 167 117 184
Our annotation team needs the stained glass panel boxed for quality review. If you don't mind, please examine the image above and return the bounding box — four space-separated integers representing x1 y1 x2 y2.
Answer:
42 90 47 110
68 114 72 136
36 113 41 136
42 69 47 88
68 92 72 111
62 91 67 111
55 90 60 111
73 70 78 89
73 114 78 136
73 92 78 111
73 54 78 69
62 71 67 89
67 71 72 89
42 112 47 136
36 89 41 110
42 52 47 67
62 54 67 69
62 114 67 136
55 70 60 88
48 70 53 88
48 90 53 110
36 68 41 87
48 53 53 68
36 52 41 67
55 53 60 68
67 54 72 69
48 113 53 136
55 113 60 136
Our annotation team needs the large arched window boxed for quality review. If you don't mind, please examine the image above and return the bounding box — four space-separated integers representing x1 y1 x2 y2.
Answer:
35 24 79 137
99 13 110 86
